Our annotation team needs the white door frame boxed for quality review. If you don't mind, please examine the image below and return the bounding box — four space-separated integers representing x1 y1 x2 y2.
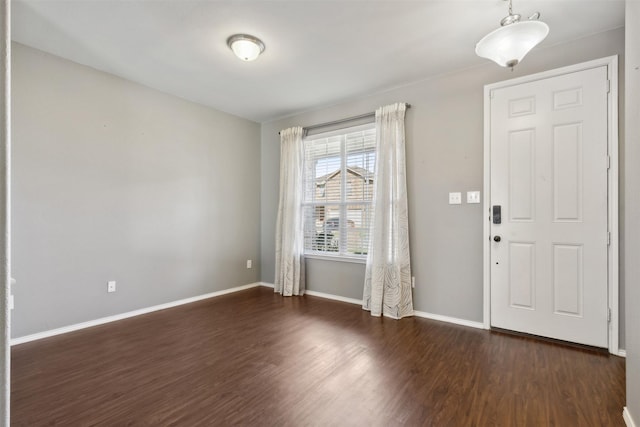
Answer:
0 0 10 422
482 56 620 355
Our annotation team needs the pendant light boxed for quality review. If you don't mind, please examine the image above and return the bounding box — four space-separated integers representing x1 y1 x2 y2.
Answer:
227 34 265 62
475 0 549 69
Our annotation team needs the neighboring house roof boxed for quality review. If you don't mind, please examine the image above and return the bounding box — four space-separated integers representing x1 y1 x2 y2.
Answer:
316 166 374 186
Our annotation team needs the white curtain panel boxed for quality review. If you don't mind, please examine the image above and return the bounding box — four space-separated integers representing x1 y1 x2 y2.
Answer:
363 103 413 318
274 126 306 296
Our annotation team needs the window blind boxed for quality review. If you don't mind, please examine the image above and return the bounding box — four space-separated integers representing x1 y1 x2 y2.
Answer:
302 123 376 258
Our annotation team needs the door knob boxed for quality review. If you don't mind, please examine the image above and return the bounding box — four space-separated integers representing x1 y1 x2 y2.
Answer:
493 235 501 242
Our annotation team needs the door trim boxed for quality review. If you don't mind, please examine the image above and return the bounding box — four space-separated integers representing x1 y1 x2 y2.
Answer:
482 56 619 354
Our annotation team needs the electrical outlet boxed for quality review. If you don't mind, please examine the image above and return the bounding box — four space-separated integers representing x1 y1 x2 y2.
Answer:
107 280 116 293
246 259 252 269
412 276 416 288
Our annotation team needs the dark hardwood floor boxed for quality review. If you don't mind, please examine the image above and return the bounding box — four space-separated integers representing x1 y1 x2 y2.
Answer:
12 286 625 426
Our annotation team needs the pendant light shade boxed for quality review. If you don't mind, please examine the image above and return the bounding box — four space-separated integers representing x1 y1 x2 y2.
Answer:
476 20 549 68
227 34 265 61
475 0 549 69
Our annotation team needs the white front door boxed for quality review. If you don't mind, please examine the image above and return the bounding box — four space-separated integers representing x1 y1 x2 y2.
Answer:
490 66 609 347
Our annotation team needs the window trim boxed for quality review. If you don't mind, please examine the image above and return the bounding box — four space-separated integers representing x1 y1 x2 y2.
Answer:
304 253 367 264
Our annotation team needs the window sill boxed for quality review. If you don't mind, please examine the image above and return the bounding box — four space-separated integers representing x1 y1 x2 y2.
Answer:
304 253 367 265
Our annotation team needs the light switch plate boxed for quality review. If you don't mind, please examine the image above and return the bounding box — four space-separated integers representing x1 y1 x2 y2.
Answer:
467 191 481 204
449 192 462 205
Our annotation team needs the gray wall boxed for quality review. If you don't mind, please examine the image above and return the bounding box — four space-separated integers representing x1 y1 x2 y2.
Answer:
261 29 625 339
12 43 261 338
625 0 640 422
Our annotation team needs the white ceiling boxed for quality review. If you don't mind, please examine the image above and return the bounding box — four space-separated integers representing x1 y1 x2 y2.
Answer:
12 1 624 123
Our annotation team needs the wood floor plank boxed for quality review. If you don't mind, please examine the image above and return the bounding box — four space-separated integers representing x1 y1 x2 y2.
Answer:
11 287 625 426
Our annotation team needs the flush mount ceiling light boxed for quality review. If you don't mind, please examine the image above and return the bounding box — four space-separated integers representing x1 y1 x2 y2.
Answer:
475 0 549 69
227 34 265 62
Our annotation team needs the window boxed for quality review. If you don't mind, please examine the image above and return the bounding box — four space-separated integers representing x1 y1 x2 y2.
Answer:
303 123 376 259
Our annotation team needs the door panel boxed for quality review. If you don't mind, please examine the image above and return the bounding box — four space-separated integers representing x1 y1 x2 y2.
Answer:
552 244 582 316
553 123 582 221
490 66 609 347
508 129 535 221
508 242 535 309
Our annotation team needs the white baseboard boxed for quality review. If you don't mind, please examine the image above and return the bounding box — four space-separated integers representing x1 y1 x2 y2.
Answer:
11 282 263 346
413 310 486 329
618 349 627 358
259 282 363 305
624 407 637 427
304 289 363 306
261 282 484 329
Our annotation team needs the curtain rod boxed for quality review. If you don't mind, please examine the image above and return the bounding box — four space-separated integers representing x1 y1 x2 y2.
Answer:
278 103 411 135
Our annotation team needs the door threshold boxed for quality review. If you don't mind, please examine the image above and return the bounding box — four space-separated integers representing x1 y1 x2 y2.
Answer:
489 327 610 355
